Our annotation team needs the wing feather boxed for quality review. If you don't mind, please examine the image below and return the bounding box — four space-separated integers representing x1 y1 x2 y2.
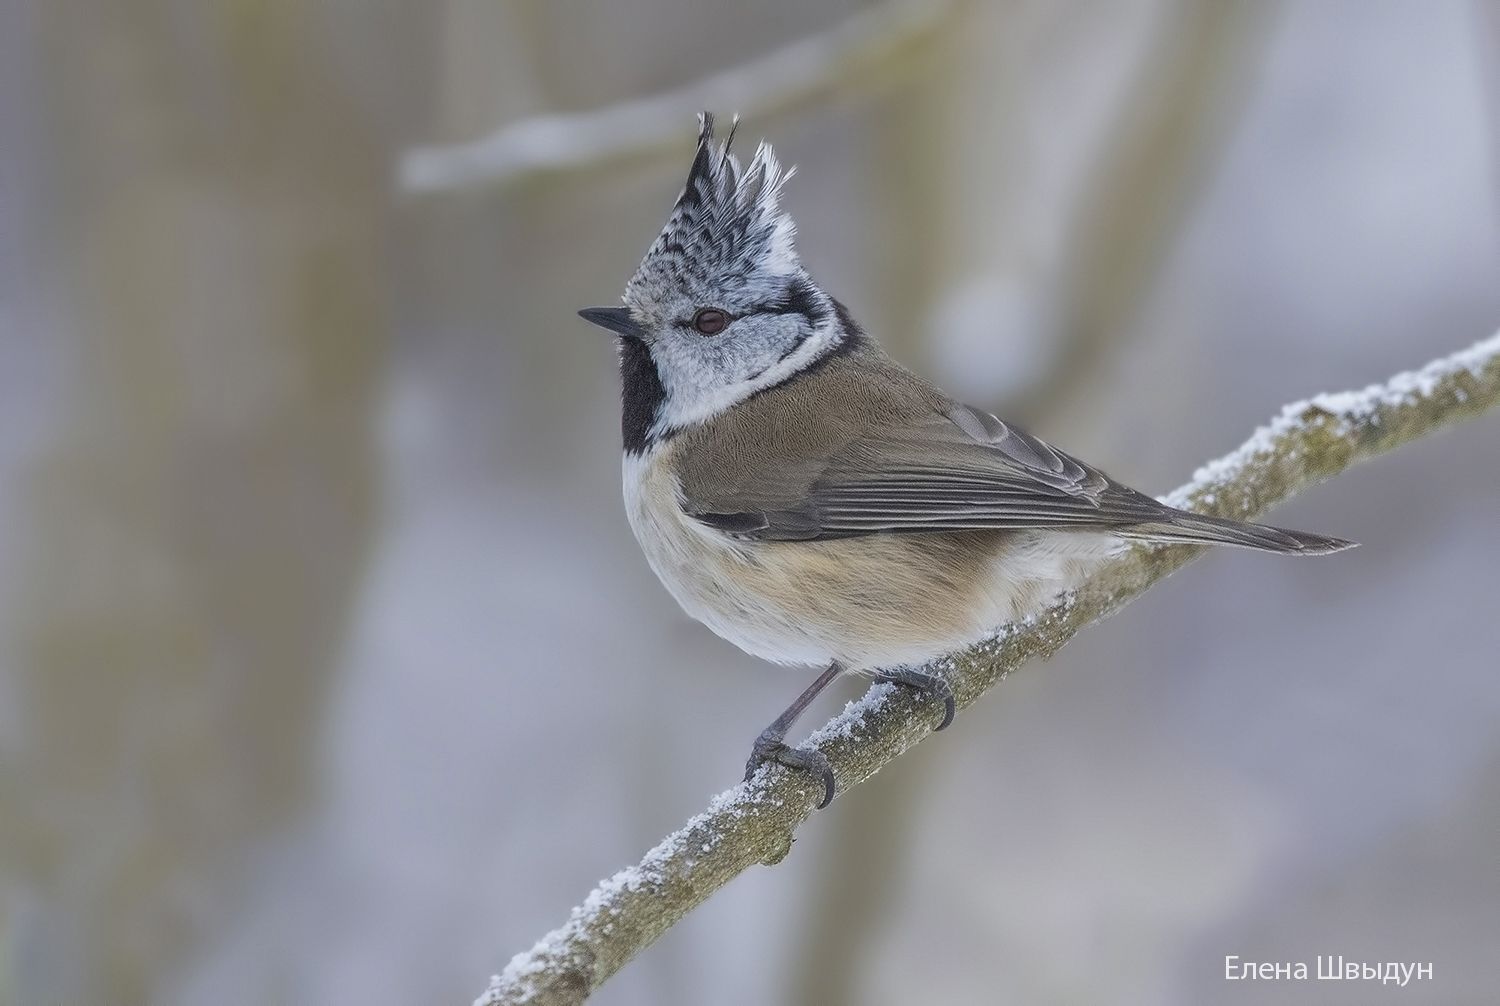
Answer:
688 402 1170 540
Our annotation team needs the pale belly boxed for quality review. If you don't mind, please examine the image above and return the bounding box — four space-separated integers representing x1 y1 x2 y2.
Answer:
622 451 1119 670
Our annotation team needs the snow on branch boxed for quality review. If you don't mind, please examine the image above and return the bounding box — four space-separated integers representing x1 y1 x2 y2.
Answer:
400 0 950 193
477 330 1500 1006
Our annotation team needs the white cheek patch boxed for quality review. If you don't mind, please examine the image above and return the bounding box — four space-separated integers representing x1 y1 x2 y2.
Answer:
651 320 838 437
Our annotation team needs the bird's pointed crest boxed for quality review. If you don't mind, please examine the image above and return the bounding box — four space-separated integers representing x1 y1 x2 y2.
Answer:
625 113 800 312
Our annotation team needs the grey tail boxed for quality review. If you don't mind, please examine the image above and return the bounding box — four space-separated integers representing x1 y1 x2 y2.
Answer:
1117 512 1358 556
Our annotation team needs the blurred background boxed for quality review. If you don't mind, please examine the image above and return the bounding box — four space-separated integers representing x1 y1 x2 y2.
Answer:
1 1 1498 1004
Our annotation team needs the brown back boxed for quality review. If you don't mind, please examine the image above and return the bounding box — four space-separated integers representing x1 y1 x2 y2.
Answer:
672 342 948 512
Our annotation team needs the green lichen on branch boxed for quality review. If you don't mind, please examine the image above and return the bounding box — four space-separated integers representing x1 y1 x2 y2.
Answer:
478 331 1500 1006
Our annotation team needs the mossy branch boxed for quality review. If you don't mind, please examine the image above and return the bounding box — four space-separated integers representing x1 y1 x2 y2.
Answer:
478 331 1500 1006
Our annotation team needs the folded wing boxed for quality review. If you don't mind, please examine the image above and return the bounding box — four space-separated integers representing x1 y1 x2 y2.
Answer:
690 403 1168 541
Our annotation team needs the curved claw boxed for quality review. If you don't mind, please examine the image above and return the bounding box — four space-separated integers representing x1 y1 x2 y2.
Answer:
935 685 956 731
810 759 835 809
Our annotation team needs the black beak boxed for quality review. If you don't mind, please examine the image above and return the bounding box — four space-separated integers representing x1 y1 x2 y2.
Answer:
578 306 647 341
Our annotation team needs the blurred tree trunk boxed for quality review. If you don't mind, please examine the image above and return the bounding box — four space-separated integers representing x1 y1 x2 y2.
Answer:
0 3 429 1001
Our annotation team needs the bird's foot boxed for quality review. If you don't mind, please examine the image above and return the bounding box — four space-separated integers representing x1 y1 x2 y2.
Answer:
744 731 836 809
874 667 956 730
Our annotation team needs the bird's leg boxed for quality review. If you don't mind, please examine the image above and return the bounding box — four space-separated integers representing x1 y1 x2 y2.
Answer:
873 667 956 731
744 661 844 808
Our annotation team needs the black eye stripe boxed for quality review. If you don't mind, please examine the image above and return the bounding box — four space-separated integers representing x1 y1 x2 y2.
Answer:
674 280 826 329
758 278 825 323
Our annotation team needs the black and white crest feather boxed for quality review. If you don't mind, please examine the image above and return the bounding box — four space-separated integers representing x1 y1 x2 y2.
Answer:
625 113 800 315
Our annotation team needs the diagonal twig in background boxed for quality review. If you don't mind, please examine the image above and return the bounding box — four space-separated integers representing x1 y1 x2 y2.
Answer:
399 0 953 194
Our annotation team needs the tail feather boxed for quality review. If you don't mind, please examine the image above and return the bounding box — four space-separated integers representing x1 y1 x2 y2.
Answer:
1118 512 1357 555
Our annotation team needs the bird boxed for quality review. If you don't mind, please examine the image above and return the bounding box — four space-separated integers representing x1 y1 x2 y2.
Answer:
579 113 1354 808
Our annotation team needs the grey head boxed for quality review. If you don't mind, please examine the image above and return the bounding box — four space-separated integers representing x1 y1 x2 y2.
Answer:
580 113 854 453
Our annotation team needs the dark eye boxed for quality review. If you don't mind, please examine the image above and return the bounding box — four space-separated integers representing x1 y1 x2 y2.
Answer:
692 308 729 335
